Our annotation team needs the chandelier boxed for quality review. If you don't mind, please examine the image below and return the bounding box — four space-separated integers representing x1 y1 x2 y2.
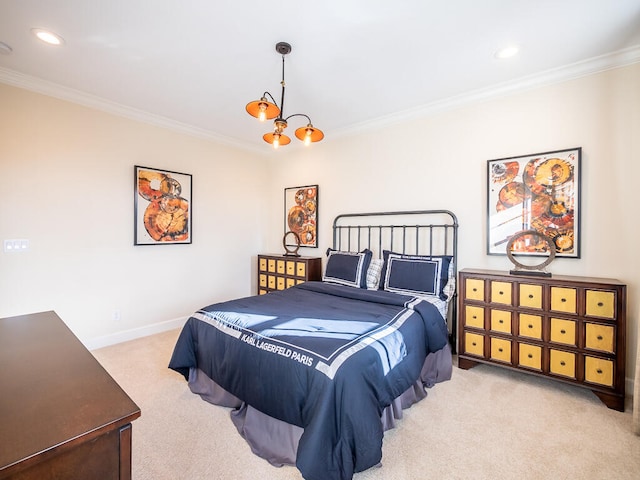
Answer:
246 42 324 148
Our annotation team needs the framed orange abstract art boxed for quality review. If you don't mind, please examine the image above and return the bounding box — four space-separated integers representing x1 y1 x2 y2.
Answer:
487 148 581 258
134 166 192 245
284 184 318 248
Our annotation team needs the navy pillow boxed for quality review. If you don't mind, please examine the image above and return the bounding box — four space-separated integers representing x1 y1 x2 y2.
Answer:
323 249 372 288
379 250 452 300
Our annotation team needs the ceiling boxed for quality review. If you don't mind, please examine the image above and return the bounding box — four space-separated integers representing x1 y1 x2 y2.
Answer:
1 0 640 153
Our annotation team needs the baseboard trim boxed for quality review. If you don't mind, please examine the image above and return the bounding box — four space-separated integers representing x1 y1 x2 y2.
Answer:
85 316 188 351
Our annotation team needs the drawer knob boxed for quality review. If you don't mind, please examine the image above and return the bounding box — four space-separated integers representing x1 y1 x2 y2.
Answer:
596 368 603 375
561 298 567 303
527 354 533 359
498 348 503 352
597 302 604 307
472 315 477 319
472 342 477 347
472 288 478 292
499 291 504 295
528 294 534 299
560 361 566 366
528 324 534 329
560 329 566 334
499 319 504 324
597 335 603 341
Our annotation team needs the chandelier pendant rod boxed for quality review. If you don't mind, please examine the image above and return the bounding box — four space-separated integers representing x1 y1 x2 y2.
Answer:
278 54 286 120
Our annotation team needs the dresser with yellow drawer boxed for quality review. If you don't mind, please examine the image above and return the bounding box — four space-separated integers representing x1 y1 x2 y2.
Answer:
458 268 626 411
257 254 322 295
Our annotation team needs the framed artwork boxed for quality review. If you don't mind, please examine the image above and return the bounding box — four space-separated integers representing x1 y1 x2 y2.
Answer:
134 166 192 245
487 147 581 258
284 184 318 248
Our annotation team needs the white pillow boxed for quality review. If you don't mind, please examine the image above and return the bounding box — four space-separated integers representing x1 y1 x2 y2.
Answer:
366 259 384 290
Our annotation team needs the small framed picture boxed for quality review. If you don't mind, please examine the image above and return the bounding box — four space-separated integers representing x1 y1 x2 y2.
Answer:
284 184 318 248
487 147 581 258
134 166 192 245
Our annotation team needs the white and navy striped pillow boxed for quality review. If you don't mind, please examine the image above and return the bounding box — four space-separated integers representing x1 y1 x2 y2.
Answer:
323 249 372 288
382 254 443 297
380 251 454 300
366 259 384 290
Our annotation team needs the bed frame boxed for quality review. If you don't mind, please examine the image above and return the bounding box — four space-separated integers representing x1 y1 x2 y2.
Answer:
332 209 459 352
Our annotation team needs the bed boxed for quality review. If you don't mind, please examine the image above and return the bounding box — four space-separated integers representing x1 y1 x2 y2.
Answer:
169 210 458 480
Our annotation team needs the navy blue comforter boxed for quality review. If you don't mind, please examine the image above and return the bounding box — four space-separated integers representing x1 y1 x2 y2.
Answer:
169 282 448 480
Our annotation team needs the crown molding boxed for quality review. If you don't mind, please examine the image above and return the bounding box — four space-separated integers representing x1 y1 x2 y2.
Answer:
0 66 268 155
2 44 639 148
334 44 640 139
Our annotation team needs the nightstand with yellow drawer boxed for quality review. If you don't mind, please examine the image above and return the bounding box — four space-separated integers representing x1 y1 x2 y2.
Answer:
458 268 626 411
257 254 322 295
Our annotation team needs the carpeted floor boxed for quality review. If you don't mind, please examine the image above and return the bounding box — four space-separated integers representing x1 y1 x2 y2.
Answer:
92 329 640 480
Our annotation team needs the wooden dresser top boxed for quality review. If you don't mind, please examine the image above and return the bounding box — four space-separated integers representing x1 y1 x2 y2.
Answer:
0 311 141 475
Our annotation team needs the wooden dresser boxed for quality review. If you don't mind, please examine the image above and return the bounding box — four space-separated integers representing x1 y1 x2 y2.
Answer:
457 268 626 411
257 254 322 295
0 311 141 479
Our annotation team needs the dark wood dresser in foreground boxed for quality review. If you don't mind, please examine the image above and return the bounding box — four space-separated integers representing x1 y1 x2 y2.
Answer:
0 311 141 479
458 269 626 411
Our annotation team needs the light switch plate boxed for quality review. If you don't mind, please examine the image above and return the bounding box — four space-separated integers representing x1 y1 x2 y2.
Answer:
4 239 29 252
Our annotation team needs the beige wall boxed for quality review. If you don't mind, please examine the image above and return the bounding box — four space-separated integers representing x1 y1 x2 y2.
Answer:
1 62 638 387
0 83 269 347
266 63 640 386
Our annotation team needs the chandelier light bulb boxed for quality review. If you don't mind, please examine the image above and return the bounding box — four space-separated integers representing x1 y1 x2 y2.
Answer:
258 103 267 122
304 129 312 146
273 133 280 149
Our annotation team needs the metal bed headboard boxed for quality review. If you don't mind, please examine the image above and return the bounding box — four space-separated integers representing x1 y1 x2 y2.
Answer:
332 209 459 352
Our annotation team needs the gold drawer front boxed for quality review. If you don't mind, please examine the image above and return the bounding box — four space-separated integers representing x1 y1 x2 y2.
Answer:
550 287 577 314
268 259 276 273
585 323 614 353
259 258 267 271
276 277 285 290
490 337 511 363
297 279 305 285
259 289 267 295
519 284 542 309
286 278 296 289
259 274 267 287
550 318 576 346
491 281 512 305
585 357 614 387
465 305 484 329
268 275 276 289
585 290 615 319
276 260 285 274
296 262 306 277
519 343 542 370
549 350 576 379
465 278 484 301
286 261 296 275
464 332 484 357
518 313 542 339
490 309 511 334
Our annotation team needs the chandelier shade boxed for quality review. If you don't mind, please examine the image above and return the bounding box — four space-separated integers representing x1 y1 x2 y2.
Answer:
294 124 324 145
246 42 324 148
245 97 280 121
263 132 291 148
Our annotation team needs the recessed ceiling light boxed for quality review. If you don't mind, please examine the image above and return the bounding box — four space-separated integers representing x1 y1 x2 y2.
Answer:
495 45 519 59
31 28 65 46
